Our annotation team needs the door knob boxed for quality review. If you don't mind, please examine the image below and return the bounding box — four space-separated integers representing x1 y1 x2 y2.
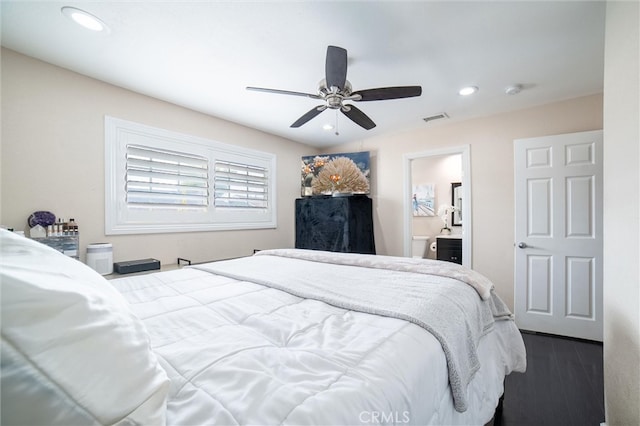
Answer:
518 242 528 249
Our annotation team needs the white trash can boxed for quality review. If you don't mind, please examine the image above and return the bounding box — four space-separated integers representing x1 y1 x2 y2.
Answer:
86 243 113 275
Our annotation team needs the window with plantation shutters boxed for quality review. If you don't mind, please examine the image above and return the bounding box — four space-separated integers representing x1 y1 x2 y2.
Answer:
106 116 276 235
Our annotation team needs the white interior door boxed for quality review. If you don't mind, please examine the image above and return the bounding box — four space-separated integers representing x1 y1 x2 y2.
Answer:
514 130 603 341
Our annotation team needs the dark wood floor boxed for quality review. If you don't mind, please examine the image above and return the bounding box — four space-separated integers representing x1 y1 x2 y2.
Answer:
497 331 604 426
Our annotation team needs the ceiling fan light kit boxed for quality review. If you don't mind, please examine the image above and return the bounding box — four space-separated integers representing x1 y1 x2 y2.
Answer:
247 45 422 131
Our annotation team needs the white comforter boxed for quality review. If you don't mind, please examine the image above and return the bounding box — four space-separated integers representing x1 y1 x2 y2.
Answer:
111 250 526 425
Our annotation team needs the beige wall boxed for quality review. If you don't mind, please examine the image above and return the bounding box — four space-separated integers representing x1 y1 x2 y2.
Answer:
602 1 640 424
332 94 603 307
1 48 314 265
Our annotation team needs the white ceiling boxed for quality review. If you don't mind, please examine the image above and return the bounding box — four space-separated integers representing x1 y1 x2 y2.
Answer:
1 1 606 148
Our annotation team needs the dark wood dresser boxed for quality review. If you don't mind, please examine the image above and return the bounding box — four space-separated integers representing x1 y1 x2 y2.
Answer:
295 196 375 254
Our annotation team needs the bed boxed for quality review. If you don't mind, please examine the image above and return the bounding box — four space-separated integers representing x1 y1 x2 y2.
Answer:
1 229 526 425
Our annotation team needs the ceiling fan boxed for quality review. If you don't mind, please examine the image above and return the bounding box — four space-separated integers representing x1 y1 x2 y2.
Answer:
246 46 422 130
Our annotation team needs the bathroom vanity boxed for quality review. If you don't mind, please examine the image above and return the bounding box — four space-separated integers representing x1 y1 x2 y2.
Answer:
436 235 462 265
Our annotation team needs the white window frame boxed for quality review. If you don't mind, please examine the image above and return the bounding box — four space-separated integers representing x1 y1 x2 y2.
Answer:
105 116 277 235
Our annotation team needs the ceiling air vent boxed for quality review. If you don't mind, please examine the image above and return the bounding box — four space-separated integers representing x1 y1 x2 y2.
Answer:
423 113 449 123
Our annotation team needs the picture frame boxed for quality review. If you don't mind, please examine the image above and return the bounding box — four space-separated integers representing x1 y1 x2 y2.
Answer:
412 183 435 217
301 151 370 196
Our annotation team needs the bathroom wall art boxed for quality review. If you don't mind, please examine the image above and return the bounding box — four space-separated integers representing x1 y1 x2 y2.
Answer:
412 183 435 216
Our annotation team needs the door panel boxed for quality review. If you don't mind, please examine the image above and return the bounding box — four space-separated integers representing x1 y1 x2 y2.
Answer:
528 178 552 236
515 130 603 341
566 256 594 318
566 176 594 237
527 255 552 313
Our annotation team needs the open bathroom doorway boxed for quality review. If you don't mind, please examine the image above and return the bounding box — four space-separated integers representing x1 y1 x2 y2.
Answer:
403 146 471 268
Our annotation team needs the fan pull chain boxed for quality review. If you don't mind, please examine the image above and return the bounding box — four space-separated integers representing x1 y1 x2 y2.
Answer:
335 109 340 136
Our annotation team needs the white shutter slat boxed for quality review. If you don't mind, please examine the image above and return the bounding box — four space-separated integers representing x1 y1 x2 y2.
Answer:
215 191 267 200
128 146 208 168
126 182 208 197
214 172 268 184
127 158 208 179
127 192 208 206
214 181 267 192
127 169 208 186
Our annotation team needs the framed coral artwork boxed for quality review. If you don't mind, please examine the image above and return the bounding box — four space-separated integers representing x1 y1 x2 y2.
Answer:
301 151 370 196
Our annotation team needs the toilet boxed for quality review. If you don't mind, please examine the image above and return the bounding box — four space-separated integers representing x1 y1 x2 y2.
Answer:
411 236 430 258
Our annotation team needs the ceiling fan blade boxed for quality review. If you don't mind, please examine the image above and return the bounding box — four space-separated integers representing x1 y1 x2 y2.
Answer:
290 105 327 128
325 45 348 90
341 104 376 130
352 86 422 101
246 86 321 100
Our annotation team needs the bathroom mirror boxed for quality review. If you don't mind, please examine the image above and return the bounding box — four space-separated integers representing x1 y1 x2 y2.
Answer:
451 182 462 226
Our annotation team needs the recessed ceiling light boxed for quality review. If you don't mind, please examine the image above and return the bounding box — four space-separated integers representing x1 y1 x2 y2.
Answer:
61 6 109 33
458 86 478 96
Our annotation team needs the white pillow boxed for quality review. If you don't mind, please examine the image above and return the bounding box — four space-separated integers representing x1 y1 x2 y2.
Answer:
0 229 169 425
